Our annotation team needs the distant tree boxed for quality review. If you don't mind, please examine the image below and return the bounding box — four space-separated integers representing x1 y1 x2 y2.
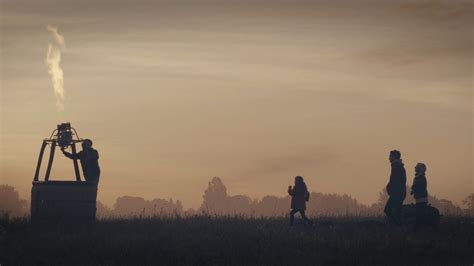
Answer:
200 176 229 214
228 195 255 215
372 186 463 216
0 184 27 217
199 177 370 216
113 195 183 217
378 187 389 204
114 196 146 216
428 196 463 216
184 208 197 216
462 193 474 214
96 201 114 218
255 195 289 217
308 192 367 216
194 177 465 217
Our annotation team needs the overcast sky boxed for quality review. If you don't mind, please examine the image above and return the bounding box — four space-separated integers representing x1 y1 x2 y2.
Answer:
1 0 472 208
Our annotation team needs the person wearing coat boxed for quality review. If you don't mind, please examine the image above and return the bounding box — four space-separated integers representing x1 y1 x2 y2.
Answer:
411 163 429 230
384 150 407 226
61 139 101 184
288 176 312 226
411 163 428 207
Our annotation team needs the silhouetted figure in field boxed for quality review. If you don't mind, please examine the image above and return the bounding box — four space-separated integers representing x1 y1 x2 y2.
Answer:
288 176 312 226
384 150 406 225
62 139 101 184
410 162 429 230
411 163 428 207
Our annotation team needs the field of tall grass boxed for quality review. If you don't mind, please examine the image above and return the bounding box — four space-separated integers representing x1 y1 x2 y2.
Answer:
1 215 473 266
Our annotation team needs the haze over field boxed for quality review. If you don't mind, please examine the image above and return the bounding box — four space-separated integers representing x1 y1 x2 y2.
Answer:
1 0 472 209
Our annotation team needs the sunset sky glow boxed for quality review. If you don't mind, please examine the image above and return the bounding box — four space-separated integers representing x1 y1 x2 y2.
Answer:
1 0 472 208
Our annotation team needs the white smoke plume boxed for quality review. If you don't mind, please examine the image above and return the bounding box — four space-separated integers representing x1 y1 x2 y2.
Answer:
45 25 66 111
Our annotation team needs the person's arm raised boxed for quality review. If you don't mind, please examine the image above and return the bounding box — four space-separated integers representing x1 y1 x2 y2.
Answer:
61 147 78 159
288 186 294 196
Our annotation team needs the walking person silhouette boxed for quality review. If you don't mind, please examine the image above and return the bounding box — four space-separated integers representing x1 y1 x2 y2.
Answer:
411 163 428 207
288 176 312 226
411 162 429 231
384 150 406 226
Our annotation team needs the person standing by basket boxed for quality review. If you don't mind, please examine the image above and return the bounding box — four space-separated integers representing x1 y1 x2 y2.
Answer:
61 139 101 185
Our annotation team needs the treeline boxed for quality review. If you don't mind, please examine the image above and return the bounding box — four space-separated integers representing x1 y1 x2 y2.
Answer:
96 196 184 217
0 185 28 217
1 178 473 218
197 177 472 217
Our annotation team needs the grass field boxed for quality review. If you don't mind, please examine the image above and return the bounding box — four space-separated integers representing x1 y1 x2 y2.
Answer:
1 215 473 266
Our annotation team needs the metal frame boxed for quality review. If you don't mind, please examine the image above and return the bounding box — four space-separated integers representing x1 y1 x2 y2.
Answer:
33 126 83 182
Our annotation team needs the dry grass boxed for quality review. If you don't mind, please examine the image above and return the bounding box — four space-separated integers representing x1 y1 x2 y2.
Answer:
1 215 473 265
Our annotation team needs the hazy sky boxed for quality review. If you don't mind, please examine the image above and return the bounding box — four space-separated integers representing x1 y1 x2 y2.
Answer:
1 0 472 208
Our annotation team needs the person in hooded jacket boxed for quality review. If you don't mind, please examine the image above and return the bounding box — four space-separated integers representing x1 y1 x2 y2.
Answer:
288 176 312 226
384 150 406 226
411 162 429 230
411 163 428 207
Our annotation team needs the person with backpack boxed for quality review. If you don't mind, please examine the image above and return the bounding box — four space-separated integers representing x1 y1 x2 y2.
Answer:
288 176 312 226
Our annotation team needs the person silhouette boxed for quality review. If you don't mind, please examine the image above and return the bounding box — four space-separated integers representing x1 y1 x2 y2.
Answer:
384 150 406 226
61 139 101 184
411 163 429 231
411 163 428 207
288 176 312 226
